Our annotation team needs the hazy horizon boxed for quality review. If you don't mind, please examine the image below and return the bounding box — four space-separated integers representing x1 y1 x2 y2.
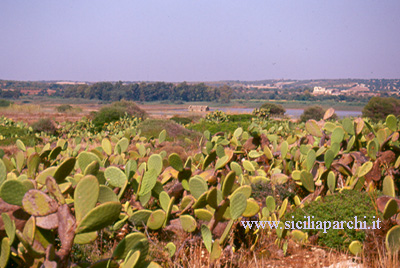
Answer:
1 0 399 82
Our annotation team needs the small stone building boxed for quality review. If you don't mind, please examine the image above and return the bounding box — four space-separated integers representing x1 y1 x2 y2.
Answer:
188 105 210 112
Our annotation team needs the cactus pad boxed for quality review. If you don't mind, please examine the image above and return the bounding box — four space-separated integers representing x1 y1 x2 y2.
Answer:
22 190 58 216
0 179 27 206
179 215 197 233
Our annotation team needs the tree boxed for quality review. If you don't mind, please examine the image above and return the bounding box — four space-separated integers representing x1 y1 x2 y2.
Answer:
300 105 338 122
259 102 286 115
362 96 400 122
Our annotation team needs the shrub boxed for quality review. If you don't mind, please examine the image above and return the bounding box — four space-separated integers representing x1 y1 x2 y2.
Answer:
92 100 147 129
300 105 338 122
260 102 286 116
0 99 12 107
229 114 255 122
30 118 57 135
56 104 73 112
170 116 192 125
205 110 229 123
285 190 377 251
362 96 400 122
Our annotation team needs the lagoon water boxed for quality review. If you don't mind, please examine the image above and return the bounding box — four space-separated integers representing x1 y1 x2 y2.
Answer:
209 108 362 118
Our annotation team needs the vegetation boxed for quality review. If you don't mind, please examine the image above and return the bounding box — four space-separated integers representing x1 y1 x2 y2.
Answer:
259 102 286 115
362 96 400 122
300 105 338 122
1 107 400 267
205 110 230 123
0 99 12 107
56 104 73 112
30 118 58 135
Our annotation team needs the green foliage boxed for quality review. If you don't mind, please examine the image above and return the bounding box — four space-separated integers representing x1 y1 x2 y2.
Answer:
30 118 57 135
362 96 400 122
285 190 377 250
56 104 73 112
170 116 192 125
260 102 286 115
300 105 338 122
205 110 230 123
0 99 12 107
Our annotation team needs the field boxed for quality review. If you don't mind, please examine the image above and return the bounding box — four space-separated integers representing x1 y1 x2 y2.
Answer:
0 99 399 268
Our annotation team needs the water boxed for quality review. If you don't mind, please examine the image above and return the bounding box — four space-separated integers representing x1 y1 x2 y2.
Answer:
208 107 361 118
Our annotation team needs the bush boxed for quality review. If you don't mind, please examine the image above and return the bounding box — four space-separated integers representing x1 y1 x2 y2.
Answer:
260 102 286 116
56 104 73 112
170 116 192 125
0 99 12 107
30 118 57 135
285 190 377 251
300 105 338 122
205 110 229 123
92 100 147 129
362 96 400 122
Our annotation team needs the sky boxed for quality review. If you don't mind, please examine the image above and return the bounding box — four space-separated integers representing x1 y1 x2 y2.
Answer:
0 0 399 82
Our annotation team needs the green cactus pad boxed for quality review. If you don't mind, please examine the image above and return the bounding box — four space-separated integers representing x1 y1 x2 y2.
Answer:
349 240 363 256
230 162 242 176
83 160 100 176
203 151 216 170
0 179 28 206
383 176 396 198
101 138 112 156
222 171 236 198
215 155 229 170
358 161 373 178
27 153 40 178
324 149 335 169
211 239 222 261
53 157 76 183
266 196 276 212
114 234 149 267
148 154 163 175
386 114 398 132
115 137 130 154
230 192 247 220
77 152 101 173
201 224 212 253
206 187 218 209
122 251 140 268
300 170 314 192
280 141 288 159
159 191 170 211
0 237 10 268
49 146 62 160
179 215 197 232
192 191 208 209
1 213 15 244
22 189 58 216
164 242 176 258
231 185 252 199
383 198 398 220
243 199 260 217
305 120 323 137
46 176 65 204
242 160 255 172
105 166 127 188
180 195 195 210
138 168 158 197
76 201 121 234
367 140 378 160
278 198 288 219
306 149 316 172
291 230 307 243
158 129 167 143
74 231 98 244
147 209 166 230
129 210 152 226
386 225 400 253
327 171 336 193
341 118 355 135
189 176 208 200
194 209 213 221
75 175 100 223
331 127 345 144
163 196 175 228
36 166 57 185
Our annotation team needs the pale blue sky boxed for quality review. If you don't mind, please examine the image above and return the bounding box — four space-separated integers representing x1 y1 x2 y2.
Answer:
0 0 399 82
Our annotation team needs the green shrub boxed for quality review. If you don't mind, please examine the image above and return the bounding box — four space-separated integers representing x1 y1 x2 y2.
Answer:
56 104 73 112
300 105 338 122
30 118 57 135
189 121 251 135
170 116 192 125
229 114 255 122
0 99 12 107
362 96 400 122
260 102 286 115
285 190 378 251
205 110 229 123
92 100 147 129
